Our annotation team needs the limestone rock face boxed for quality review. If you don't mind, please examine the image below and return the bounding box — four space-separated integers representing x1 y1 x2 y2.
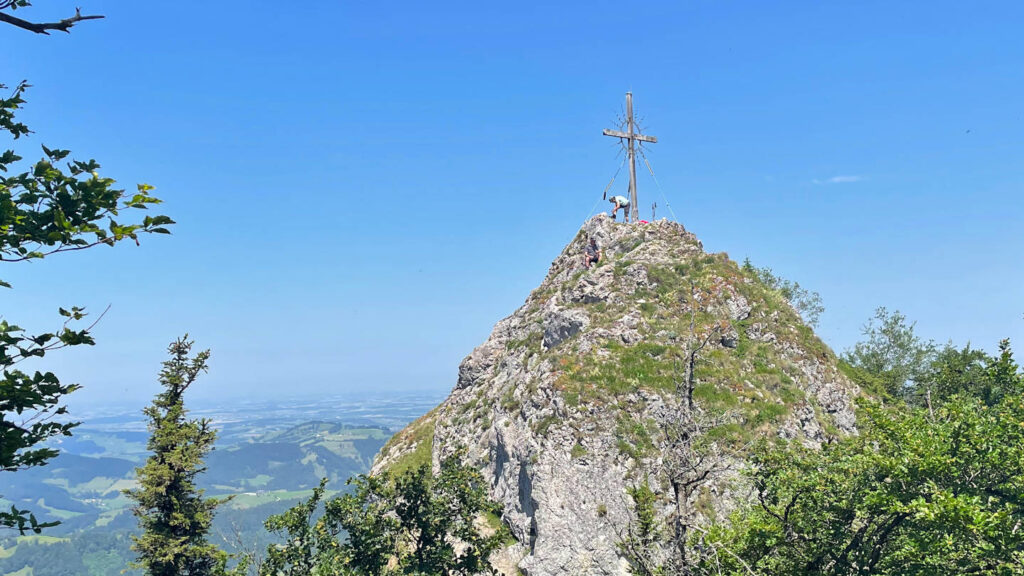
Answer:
542 304 589 350
373 215 859 576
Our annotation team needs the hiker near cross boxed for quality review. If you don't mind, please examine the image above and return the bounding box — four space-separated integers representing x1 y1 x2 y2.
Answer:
603 92 657 223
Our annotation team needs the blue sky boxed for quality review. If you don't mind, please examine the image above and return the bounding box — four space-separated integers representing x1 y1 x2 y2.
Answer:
4 1 1022 408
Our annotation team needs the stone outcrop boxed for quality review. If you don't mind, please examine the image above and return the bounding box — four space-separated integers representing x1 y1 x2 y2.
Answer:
373 215 859 575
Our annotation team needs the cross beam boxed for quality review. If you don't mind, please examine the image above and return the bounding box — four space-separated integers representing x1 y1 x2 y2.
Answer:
603 92 657 222
602 129 657 144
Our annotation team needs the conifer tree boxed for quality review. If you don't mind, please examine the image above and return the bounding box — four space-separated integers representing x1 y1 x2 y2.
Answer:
126 337 228 576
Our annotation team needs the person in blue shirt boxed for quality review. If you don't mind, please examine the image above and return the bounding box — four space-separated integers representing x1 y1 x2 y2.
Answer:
609 195 630 222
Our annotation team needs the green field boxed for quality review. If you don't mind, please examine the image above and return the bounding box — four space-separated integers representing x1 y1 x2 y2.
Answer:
0 420 393 576
223 488 338 510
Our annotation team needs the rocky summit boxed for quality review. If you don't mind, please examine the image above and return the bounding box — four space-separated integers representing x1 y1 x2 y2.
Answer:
372 215 859 575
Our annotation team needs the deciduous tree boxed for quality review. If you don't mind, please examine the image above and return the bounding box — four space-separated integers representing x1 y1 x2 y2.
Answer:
261 452 507 576
741 259 824 328
0 81 172 534
699 342 1024 575
842 307 935 399
261 478 350 576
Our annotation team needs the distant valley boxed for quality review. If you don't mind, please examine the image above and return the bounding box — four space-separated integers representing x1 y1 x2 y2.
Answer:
0 393 441 576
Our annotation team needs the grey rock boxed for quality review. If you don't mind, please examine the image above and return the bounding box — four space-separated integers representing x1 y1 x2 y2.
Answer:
543 306 589 350
724 295 752 321
568 266 616 304
457 341 502 390
374 214 859 576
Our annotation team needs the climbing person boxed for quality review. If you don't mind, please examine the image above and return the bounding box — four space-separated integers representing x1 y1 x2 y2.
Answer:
609 195 630 222
583 236 602 269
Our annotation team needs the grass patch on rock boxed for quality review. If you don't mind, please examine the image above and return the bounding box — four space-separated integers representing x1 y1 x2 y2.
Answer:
379 409 437 476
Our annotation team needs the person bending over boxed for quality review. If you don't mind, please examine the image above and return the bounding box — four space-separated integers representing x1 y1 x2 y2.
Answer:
609 195 630 222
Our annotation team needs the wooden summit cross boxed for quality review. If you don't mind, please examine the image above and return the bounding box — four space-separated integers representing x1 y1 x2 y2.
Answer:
603 92 657 222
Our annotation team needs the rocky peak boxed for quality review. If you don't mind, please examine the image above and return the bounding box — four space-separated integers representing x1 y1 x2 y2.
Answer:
373 215 858 575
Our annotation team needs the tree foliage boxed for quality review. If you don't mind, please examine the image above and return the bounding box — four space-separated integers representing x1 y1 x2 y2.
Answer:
0 82 172 260
261 478 349 576
841 308 1020 409
698 340 1024 575
126 337 229 576
741 259 824 328
915 342 990 406
619 482 667 576
914 339 1022 408
261 452 508 576
841 307 935 399
0 81 172 534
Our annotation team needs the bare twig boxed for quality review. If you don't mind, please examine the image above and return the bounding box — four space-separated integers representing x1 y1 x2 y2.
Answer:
9 304 110 366
0 7 104 35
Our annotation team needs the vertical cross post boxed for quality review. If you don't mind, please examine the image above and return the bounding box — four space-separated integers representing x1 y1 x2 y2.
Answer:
604 93 657 223
626 92 639 222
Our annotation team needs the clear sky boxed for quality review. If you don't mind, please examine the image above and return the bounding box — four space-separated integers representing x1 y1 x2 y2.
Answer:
4 1 1022 409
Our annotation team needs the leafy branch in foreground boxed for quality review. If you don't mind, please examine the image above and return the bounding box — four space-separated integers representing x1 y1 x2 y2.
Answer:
699 340 1024 575
0 305 103 533
0 81 173 534
1 83 173 266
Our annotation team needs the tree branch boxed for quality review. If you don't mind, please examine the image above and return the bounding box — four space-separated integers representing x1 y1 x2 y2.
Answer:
0 7 104 35
866 512 909 570
690 525 762 576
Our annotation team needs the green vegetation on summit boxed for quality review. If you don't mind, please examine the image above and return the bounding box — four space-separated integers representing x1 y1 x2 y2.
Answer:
373 215 857 575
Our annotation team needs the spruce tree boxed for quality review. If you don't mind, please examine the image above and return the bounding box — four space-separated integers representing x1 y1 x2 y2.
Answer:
126 337 228 576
